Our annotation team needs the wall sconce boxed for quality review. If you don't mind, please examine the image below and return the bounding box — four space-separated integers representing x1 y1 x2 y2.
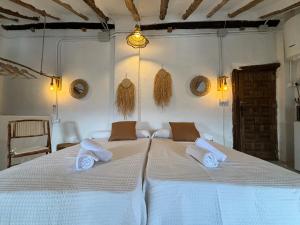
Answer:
50 76 62 91
217 76 229 107
217 76 228 91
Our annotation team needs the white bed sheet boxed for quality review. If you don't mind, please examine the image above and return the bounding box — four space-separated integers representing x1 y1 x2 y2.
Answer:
145 139 300 225
0 138 150 225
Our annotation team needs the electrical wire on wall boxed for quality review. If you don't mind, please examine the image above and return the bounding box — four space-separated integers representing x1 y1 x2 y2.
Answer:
40 16 46 74
138 47 142 122
217 28 227 146
39 16 59 123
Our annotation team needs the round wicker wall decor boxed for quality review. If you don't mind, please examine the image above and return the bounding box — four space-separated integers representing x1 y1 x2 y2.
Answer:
70 79 89 99
190 76 211 97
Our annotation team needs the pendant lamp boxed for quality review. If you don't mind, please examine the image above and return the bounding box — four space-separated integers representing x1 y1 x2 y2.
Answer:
126 25 149 48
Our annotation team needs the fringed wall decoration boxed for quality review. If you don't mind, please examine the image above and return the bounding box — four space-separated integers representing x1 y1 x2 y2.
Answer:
116 78 135 118
153 68 172 108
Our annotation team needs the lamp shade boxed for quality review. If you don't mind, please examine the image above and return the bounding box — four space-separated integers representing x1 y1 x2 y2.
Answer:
126 25 149 48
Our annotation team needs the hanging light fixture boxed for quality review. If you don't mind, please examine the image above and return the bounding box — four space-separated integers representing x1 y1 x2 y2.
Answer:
126 25 149 48
217 27 228 92
38 16 62 92
49 76 62 91
217 75 228 91
50 77 54 91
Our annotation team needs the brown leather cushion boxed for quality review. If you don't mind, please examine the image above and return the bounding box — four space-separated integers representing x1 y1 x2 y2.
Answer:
109 121 137 141
169 122 200 142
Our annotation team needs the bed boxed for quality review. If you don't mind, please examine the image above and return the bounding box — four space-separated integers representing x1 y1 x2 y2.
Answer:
0 138 150 225
145 138 300 225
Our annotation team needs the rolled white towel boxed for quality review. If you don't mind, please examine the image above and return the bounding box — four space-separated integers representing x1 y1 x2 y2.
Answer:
80 139 112 162
186 145 219 168
195 138 227 162
76 149 99 171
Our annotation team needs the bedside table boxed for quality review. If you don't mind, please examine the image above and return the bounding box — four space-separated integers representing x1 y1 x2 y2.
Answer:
56 143 79 151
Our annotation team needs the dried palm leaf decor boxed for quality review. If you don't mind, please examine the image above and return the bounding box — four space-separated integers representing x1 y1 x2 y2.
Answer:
153 68 172 108
116 78 135 118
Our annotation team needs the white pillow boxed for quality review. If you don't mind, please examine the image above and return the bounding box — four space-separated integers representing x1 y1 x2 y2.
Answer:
203 133 214 141
152 128 214 141
89 130 111 139
152 129 172 139
90 129 151 139
136 129 151 138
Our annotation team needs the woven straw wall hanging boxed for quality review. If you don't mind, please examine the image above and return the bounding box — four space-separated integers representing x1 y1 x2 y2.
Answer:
153 68 172 108
116 78 135 118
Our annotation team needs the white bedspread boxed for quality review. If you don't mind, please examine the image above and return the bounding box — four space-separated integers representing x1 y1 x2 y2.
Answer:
145 139 300 225
0 139 150 225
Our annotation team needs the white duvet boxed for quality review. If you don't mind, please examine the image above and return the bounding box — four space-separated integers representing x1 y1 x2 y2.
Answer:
145 139 300 225
0 139 150 225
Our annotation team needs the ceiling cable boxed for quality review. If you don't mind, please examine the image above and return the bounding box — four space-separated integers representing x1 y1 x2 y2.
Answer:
40 16 46 74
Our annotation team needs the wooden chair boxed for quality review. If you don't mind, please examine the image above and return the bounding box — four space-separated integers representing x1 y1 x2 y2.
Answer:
7 120 51 168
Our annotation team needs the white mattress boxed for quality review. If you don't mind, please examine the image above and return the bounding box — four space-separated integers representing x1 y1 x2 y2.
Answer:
0 138 150 225
145 139 300 225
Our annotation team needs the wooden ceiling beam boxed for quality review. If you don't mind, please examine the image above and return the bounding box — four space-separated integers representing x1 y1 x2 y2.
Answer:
228 0 264 18
160 0 169 20
124 0 140 21
0 13 18 22
82 0 108 21
140 20 280 30
207 0 229 18
9 0 60 20
51 0 89 21
0 6 39 21
260 1 300 19
2 20 280 31
2 22 115 30
182 0 204 20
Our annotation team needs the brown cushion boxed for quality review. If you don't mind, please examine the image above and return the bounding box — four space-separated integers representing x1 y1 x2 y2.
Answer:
109 121 137 141
169 122 200 142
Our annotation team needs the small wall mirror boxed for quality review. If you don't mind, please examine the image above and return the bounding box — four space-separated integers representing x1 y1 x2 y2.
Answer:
190 76 211 97
70 79 89 99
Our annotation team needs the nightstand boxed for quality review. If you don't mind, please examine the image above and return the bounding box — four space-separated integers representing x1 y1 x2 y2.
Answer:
56 143 79 151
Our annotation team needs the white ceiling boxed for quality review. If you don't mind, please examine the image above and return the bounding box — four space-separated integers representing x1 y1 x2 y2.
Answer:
0 0 298 24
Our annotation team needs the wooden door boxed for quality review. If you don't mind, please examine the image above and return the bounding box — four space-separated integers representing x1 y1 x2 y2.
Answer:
232 63 280 160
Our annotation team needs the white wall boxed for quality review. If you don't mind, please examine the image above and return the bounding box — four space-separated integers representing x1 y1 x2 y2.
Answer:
114 31 277 147
58 40 113 140
0 34 113 142
1 36 58 116
276 13 300 166
0 28 277 150
0 77 3 114
276 31 296 166
0 36 5 114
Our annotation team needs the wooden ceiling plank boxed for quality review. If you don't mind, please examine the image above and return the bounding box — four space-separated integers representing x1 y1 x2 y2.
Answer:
160 0 169 20
182 0 204 20
260 1 300 19
82 0 108 21
9 0 60 20
0 6 39 21
207 0 229 18
0 13 18 22
124 0 140 21
51 0 89 21
228 0 265 18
